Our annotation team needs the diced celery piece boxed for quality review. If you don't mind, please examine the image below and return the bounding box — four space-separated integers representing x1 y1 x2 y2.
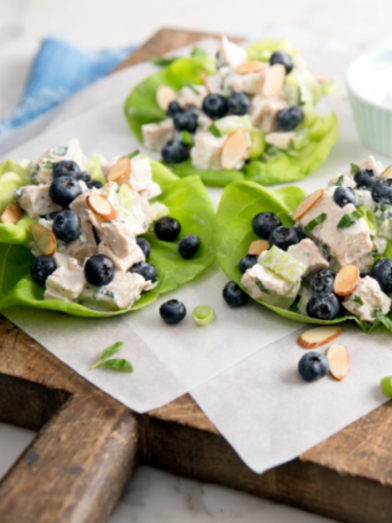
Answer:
215 115 253 135
249 129 266 159
293 128 310 150
261 245 307 283
283 84 300 106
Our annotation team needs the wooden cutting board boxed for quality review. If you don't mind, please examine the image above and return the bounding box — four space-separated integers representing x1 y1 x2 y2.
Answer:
1 27 392 523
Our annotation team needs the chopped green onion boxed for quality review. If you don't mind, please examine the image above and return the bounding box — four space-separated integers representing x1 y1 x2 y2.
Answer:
350 163 360 175
304 213 327 234
209 123 223 137
381 376 392 398
186 83 199 94
126 149 140 159
351 295 364 307
193 305 216 326
337 211 361 229
374 308 384 320
181 130 194 146
191 46 207 57
336 175 345 187
151 56 179 66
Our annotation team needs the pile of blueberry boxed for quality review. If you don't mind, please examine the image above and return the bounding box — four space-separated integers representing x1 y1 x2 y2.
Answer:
162 51 304 165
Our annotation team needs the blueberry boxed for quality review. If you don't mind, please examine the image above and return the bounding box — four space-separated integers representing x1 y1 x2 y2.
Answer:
269 226 301 251
311 270 336 295
162 141 190 164
173 109 198 133
252 212 281 239
53 160 81 180
167 101 183 118
52 210 81 242
228 92 250 116
298 352 329 383
130 262 158 282
79 171 91 183
178 234 200 259
239 254 258 274
354 169 377 190
87 180 103 189
155 216 181 241
307 293 341 320
160 299 187 324
333 186 356 207
269 51 293 74
84 254 115 287
372 178 392 205
136 237 151 260
49 176 82 207
202 94 228 119
278 106 304 131
30 255 57 285
370 258 392 294
223 281 248 307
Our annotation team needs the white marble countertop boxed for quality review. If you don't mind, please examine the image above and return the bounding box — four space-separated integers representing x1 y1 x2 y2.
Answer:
1 0 392 521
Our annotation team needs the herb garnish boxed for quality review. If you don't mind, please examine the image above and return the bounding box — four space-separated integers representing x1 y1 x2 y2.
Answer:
351 295 364 307
336 175 345 186
304 213 327 234
255 278 273 295
209 123 223 138
350 163 360 175
126 149 140 159
90 342 134 372
337 210 361 229
150 56 179 67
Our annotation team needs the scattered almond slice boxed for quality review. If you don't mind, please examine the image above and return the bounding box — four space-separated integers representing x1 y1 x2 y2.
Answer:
221 130 249 170
199 70 210 93
108 157 131 183
292 189 326 221
1 203 23 224
334 264 360 297
87 195 117 221
235 61 266 75
262 64 286 97
249 239 269 255
380 164 392 179
156 85 178 112
327 343 350 381
30 224 56 256
298 326 342 349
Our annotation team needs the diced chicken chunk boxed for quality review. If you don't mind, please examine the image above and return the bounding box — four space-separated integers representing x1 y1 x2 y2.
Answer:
178 85 207 109
142 119 175 151
124 156 162 199
219 36 247 68
241 263 300 308
287 239 329 276
343 276 391 323
45 264 86 302
97 221 145 272
354 189 376 210
298 192 373 271
191 132 227 171
16 184 61 218
266 132 295 150
31 139 87 184
205 67 231 96
80 272 153 311
251 96 287 132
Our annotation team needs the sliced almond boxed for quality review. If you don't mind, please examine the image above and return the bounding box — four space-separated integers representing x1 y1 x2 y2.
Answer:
87 195 117 221
380 164 392 179
298 326 342 349
221 130 249 170
156 85 178 112
107 157 131 183
1 203 23 224
327 343 350 381
262 64 286 98
30 224 56 256
235 61 266 75
199 70 211 93
292 189 326 221
249 239 269 256
334 264 360 297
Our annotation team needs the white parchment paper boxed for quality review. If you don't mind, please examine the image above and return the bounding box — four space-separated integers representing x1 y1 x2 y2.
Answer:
2 26 392 473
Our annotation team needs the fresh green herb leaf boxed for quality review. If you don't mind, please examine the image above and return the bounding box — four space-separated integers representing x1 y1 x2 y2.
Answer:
151 56 179 67
126 149 140 159
351 295 364 307
90 341 124 369
336 175 345 186
374 308 384 320
209 123 223 138
337 210 361 229
255 278 274 295
101 359 134 372
356 206 378 236
181 131 194 147
191 46 208 57
350 163 360 175
304 213 327 233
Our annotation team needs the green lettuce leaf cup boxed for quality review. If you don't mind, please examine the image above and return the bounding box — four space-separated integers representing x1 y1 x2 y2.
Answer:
0 158 216 318
124 39 339 187
215 180 392 333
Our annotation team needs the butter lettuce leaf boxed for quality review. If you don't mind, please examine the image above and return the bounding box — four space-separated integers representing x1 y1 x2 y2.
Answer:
215 180 392 333
0 163 216 317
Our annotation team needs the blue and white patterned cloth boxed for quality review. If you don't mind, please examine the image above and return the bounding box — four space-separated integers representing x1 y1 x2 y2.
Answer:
0 37 135 136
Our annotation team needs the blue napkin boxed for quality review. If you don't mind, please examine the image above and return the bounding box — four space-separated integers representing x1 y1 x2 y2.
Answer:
0 37 135 136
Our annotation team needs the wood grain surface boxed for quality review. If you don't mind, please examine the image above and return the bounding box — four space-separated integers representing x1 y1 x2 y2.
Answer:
0 27 391 523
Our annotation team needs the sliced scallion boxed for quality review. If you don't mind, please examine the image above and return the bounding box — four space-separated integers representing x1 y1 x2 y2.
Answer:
337 211 361 229
304 213 327 234
193 305 216 326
